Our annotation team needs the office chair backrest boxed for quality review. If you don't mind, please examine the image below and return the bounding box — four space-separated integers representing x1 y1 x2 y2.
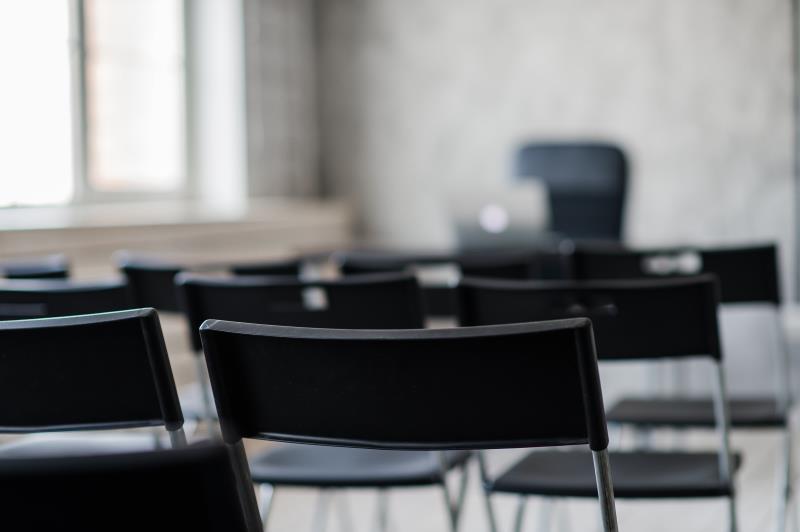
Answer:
458 275 721 361
229 258 303 277
201 319 608 452
572 243 780 305
0 254 70 279
0 309 184 434
0 444 261 532
515 142 627 241
177 272 425 351
117 253 184 312
0 278 132 320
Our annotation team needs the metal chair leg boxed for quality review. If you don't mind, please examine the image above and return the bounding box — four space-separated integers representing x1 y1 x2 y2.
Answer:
481 488 499 532
778 427 794 532
375 489 390 532
258 484 275 531
312 490 332 532
438 454 469 532
729 494 739 532
513 495 527 532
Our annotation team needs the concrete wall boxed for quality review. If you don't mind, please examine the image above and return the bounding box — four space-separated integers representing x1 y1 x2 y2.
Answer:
317 0 795 291
244 0 319 196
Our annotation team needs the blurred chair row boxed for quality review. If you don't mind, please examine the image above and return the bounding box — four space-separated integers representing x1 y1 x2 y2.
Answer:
0 242 787 531
0 303 614 530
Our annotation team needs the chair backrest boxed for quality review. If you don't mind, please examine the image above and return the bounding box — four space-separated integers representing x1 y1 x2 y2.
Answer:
229 258 303 277
0 444 261 532
0 278 132 320
0 254 70 279
201 319 609 452
572 243 781 305
0 309 184 435
176 272 425 351
515 142 627 241
117 253 184 312
458 275 722 361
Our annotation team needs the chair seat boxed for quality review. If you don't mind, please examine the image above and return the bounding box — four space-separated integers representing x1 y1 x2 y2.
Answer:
250 444 471 488
179 382 217 421
607 396 786 428
0 433 162 458
488 450 741 499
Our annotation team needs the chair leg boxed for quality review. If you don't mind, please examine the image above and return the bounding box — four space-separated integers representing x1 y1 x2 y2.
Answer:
482 489 499 532
728 494 738 532
374 489 390 532
439 459 469 532
778 427 794 532
258 484 275 532
513 496 527 532
312 490 332 532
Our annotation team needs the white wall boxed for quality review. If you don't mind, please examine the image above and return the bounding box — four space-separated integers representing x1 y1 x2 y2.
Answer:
317 0 795 291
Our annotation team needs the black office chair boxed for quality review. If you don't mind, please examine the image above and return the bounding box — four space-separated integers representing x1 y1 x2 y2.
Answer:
0 254 70 279
514 142 627 241
0 444 262 531
572 243 791 531
458 275 738 532
0 309 186 456
0 278 132 320
176 272 471 531
201 319 619 532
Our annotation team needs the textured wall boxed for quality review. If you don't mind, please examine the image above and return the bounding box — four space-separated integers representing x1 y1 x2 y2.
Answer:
244 0 319 196
317 0 794 289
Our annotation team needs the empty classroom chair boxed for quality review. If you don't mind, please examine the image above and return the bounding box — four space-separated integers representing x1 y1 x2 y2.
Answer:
572 243 791 531
0 444 261 531
0 278 131 320
458 275 738 531
178 272 474 530
0 309 186 456
0 254 70 279
117 251 305 312
201 318 619 532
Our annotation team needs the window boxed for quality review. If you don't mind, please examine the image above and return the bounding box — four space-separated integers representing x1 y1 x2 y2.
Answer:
0 2 74 206
0 1 187 208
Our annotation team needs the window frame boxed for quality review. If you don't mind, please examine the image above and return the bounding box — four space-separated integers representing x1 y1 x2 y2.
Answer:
67 0 193 204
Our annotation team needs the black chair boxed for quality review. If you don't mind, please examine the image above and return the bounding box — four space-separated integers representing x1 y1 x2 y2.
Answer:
514 142 627 241
177 272 473 531
0 309 186 456
0 254 70 279
458 275 738 532
116 252 185 312
201 319 619 532
117 252 305 312
571 243 791 531
0 278 132 320
337 250 569 317
229 257 303 277
0 444 262 531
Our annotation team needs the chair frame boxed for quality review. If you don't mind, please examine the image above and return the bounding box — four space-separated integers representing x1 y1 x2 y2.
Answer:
201 318 620 532
458 275 736 532
572 243 793 532
0 309 187 449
